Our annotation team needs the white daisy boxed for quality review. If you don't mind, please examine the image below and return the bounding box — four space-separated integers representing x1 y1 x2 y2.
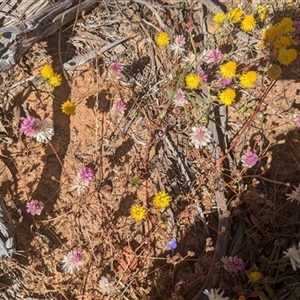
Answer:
283 243 300 271
33 119 54 142
170 34 186 55
285 184 300 204
203 288 229 300
98 275 115 295
20 115 54 142
69 167 94 195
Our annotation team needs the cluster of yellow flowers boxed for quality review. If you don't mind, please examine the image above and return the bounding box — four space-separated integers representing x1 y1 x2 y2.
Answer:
213 7 256 32
130 191 171 222
262 17 298 80
184 59 258 105
40 64 62 87
40 65 76 116
153 5 298 111
257 5 269 22
40 65 76 115
218 60 258 105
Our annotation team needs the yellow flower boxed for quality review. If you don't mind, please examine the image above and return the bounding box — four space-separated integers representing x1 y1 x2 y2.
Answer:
185 73 201 89
267 64 282 80
220 61 237 78
241 15 256 32
263 25 279 43
130 204 146 221
273 36 292 49
239 71 258 88
229 7 244 23
40 64 54 79
48 73 62 87
153 191 171 209
277 17 295 35
156 32 170 47
219 88 236 106
61 100 76 115
257 5 268 21
248 271 263 283
277 48 297 65
213 12 226 28
238 295 246 300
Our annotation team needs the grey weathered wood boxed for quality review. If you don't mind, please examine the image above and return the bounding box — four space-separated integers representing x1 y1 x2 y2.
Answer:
0 0 97 72
0 194 14 257
192 92 230 300
64 37 130 71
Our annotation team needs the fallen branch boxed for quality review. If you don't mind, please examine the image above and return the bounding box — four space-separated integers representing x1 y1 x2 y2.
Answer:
0 0 97 72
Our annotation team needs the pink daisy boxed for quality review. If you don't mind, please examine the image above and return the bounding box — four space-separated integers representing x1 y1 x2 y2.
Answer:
26 199 44 216
241 151 259 168
61 249 84 274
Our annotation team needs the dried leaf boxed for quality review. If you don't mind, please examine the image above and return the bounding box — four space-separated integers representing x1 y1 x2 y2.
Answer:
149 146 156 161
117 245 138 282
250 214 260 227
0 160 13 185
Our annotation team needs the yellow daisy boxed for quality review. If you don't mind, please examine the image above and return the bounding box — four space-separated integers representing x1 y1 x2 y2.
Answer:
229 7 244 23
185 73 201 89
220 61 237 79
241 15 256 32
276 17 295 35
130 204 146 222
273 36 292 49
262 25 279 43
248 271 263 283
277 48 297 65
40 64 54 80
61 100 76 115
219 88 236 106
239 71 258 89
153 191 171 209
156 32 170 47
213 12 226 28
267 64 282 80
48 73 62 87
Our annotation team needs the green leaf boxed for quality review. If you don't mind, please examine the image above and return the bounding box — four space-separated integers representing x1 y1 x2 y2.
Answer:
168 90 175 101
